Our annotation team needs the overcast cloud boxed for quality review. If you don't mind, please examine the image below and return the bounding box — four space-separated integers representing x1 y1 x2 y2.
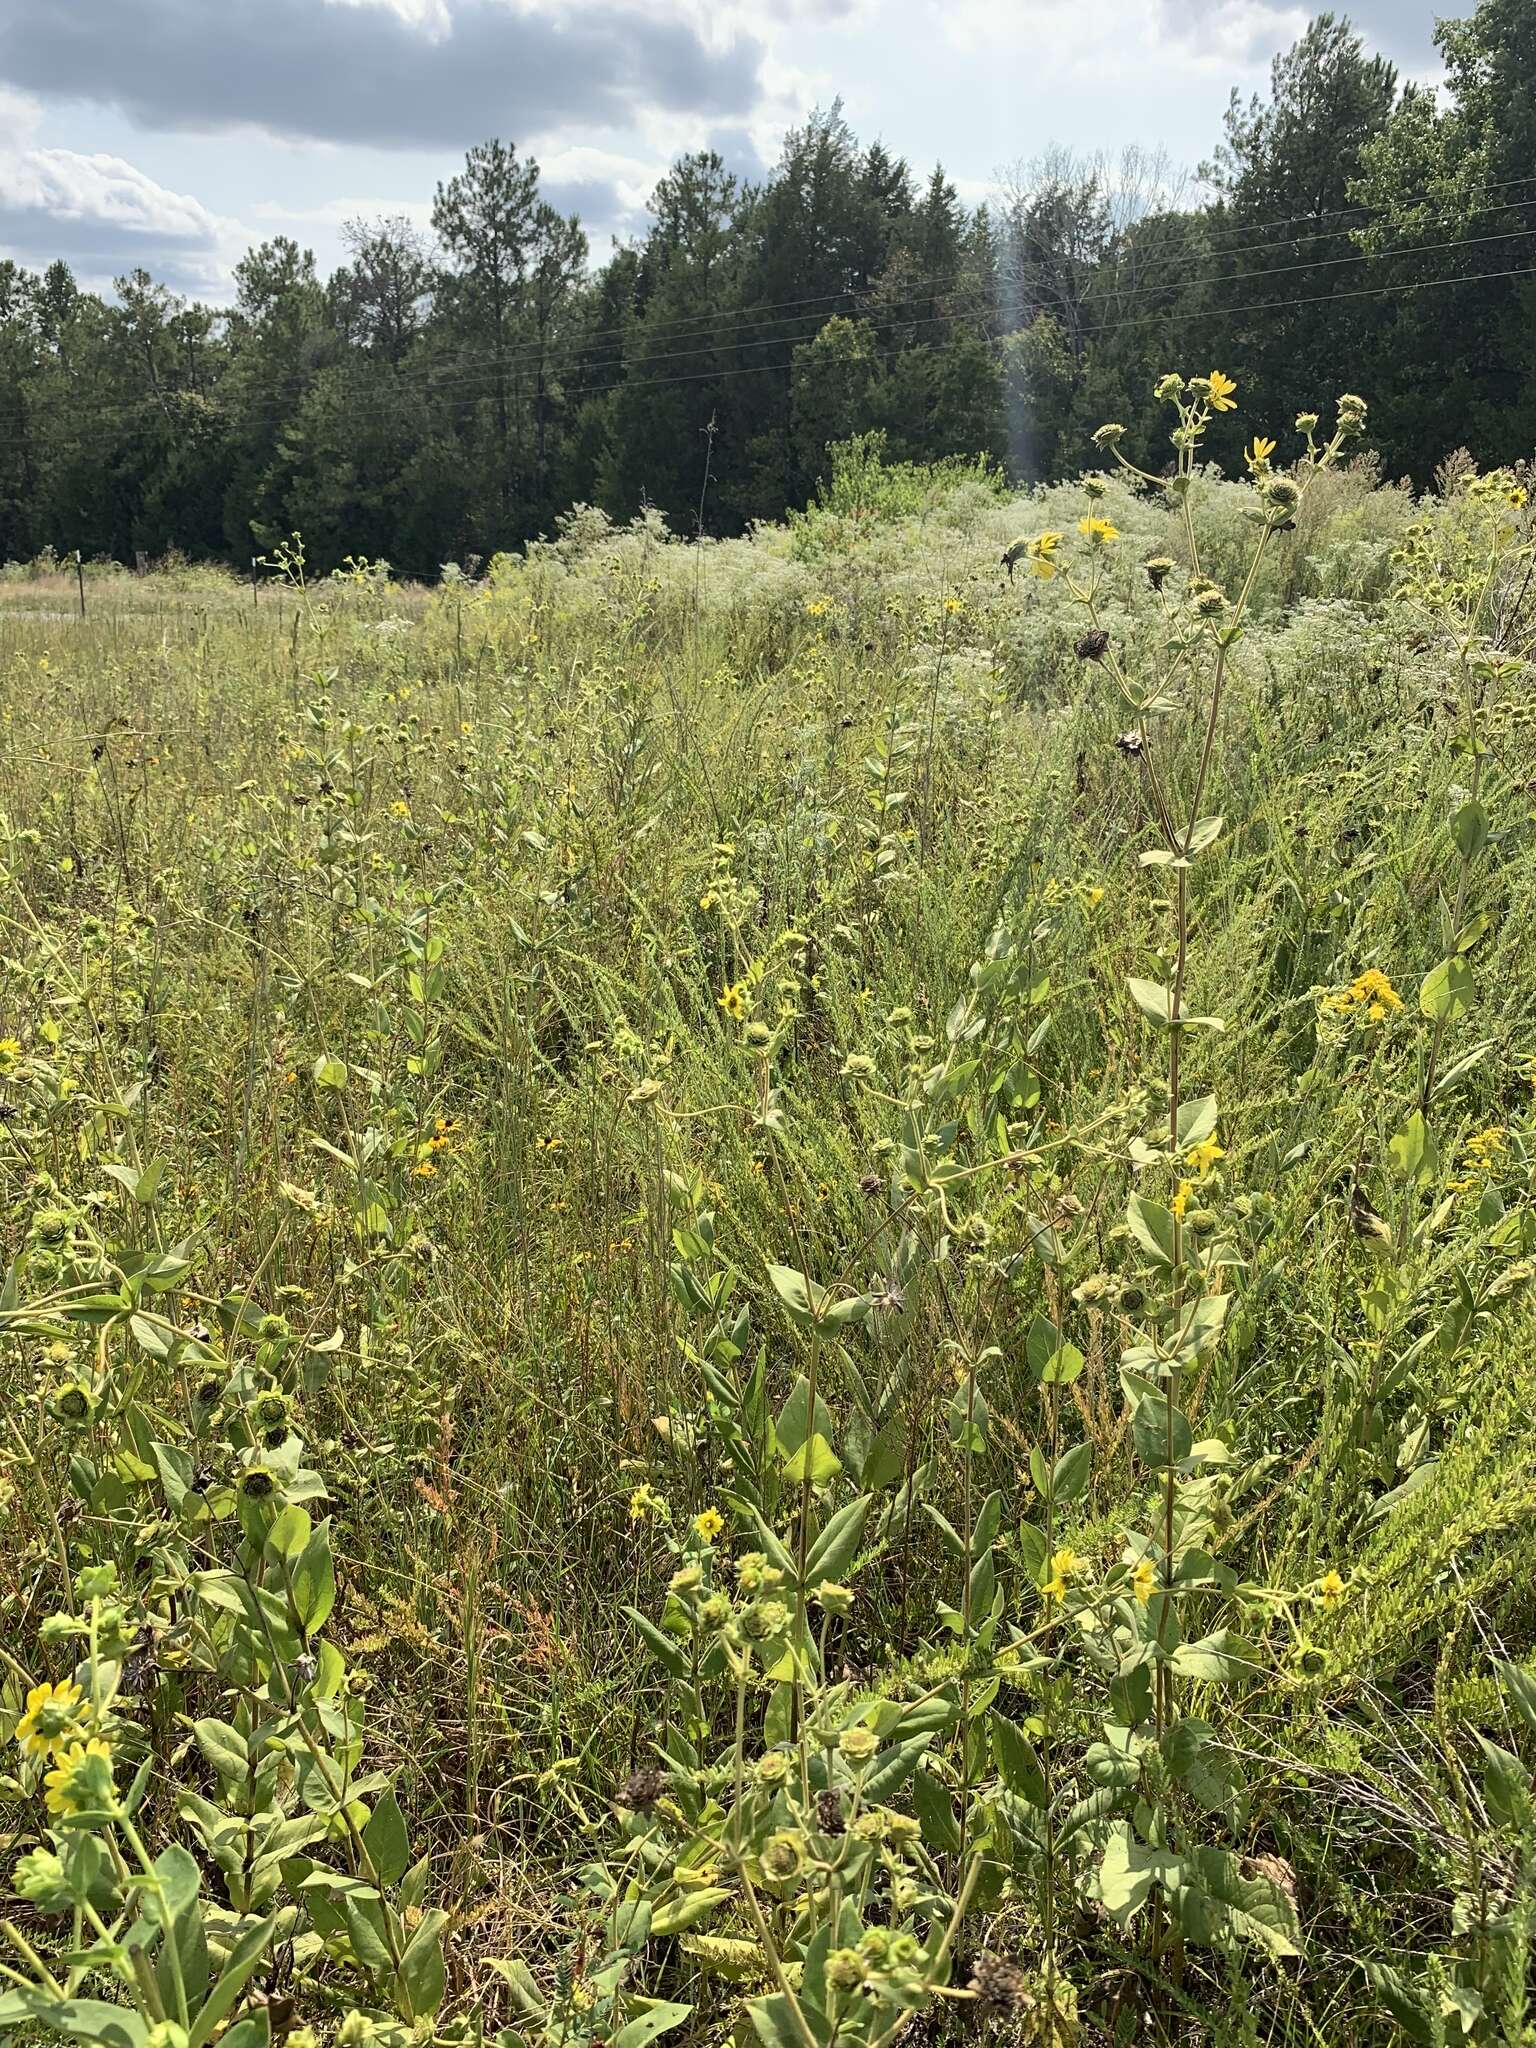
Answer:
0 0 1448 298
0 0 764 150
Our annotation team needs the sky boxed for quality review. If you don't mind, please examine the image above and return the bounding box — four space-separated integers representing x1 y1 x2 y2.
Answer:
0 0 1447 303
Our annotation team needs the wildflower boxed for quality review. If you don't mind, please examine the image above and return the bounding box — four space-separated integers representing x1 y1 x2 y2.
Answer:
1090 422 1126 448
743 1597 791 1640
16 1680 88 1760
1316 1570 1347 1610
236 1463 279 1502
51 1381 95 1425
1078 515 1120 547
826 1948 863 1992
1075 628 1111 661
812 1579 854 1617
618 1765 666 1811
969 1954 1029 2015
412 1160 437 1178
1206 370 1238 412
1131 1559 1157 1605
12 1846 71 1912
1186 1137 1225 1176
1153 372 1185 401
1464 1125 1506 1168
805 596 833 618
815 1787 846 1837
1170 1180 1194 1219
628 1483 665 1523
1192 585 1229 619
1262 474 1302 516
1049 1546 1081 1583
0 1037 21 1068
943 596 963 616
761 1829 809 1884
839 1723 879 1764
1245 436 1277 473
390 800 410 818
693 1505 725 1544
1325 968 1402 1017
1143 555 1176 591
43 1736 115 1818
717 981 748 1023
1336 392 1368 435
1024 530 1063 579
1295 411 1320 434
1113 730 1145 758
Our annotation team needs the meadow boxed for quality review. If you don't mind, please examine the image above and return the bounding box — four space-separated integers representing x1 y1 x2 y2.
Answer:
1 388 1535 2048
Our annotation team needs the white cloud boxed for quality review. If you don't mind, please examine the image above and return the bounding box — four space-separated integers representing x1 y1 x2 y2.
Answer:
0 89 235 292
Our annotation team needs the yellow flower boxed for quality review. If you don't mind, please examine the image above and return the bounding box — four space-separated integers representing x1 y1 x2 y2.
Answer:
1325 967 1402 1017
1186 1138 1225 1177
1131 1559 1157 1606
805 596 833 618
43 1737 114 1818
693 1506 725 1544
1078 516 1120 546
1464 1124 1506 1166
413 1160 437 1178
390 800 411 818
1025 531 1063 579
943 596 963 615
1049 1547 1081 1583
1170 1179 1194 1219
16 1680 87 1760
1245 436 1276 473
0 1037 21 1067
1316 1570 1347 1611
717 982 748 1023
629 1483 666 1524
1207 370 1238 412
1042 1575 1068 1604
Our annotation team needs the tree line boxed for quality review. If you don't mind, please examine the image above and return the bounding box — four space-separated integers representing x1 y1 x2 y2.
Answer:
0 1 1531 575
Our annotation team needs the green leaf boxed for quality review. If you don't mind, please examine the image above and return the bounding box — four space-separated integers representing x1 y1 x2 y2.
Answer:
1128 977 1175 1029
1182 1846 1300 1958
748 1992 830 2048
1363 1962 1437 2045
911 1762 962 1852
1450 799 1488 861
804 1495 872 1588
989 1713 1047 1807
1097 1822 1173 1929
1175 1095 1218 1150
1126 1193 1176 1268
650 1889 731 1936
613 2002 695 2048
1052 1441 1092 1503
397 1909 448 2020
781 1434 841 1485
1419 956 1475 1023
1132 1390 1191 1470
312 1053 348 1091
625 1607 691 1682
18 1999 151 2048
291 1522 337 1634
766 1263 823 1330
187 1914 278 2048
363 1789 411 1889
861 1733 932 1804
1388 1111 1439 1188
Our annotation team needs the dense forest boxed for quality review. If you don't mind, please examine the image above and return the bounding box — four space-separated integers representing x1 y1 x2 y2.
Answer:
1 0 1533 574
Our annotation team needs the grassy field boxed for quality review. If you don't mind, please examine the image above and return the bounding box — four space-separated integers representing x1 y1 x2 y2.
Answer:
3 397 1536 2048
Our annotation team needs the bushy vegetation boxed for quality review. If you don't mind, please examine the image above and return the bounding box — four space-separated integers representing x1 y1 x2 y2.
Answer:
1 382 1536 2048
